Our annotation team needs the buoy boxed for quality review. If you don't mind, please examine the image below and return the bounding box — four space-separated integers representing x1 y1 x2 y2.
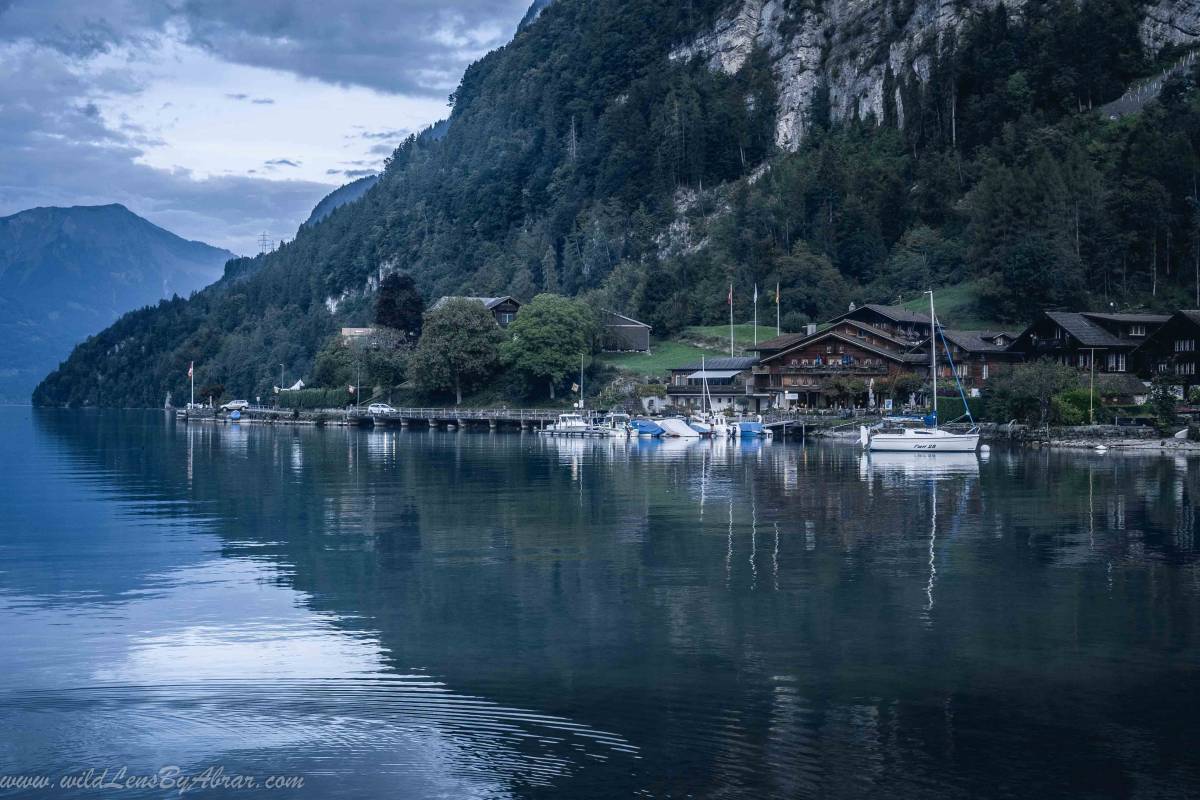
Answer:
1094 444 1108 452
979 444 990 454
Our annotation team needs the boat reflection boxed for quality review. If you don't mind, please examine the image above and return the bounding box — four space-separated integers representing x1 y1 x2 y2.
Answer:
859 450 981 481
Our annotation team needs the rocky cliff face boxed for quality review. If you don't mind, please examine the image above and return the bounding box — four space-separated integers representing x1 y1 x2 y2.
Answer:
674 0 1200 151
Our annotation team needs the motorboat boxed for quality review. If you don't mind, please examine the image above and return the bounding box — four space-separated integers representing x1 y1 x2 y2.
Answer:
591 412 632 437
541 413 596 436
733 418 773 438
861 290 979 454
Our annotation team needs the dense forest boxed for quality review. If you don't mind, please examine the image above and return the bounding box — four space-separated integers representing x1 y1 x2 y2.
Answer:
33 0 1200 406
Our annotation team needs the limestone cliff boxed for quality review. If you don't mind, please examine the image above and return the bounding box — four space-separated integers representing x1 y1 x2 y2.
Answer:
673 0 1200 151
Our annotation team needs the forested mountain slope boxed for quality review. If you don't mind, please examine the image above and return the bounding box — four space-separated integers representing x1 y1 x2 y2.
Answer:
33 0 1200 407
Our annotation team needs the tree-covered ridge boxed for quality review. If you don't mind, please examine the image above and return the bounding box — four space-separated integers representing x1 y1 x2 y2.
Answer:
31 0 1200 407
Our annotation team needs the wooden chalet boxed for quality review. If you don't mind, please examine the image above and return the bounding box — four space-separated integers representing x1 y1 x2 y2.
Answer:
1008 311 1165 373
927 329 1022 392
1133 310 1200 388
751 323 925 409
824 304 933 346
431 295 522 327
599 310 652 352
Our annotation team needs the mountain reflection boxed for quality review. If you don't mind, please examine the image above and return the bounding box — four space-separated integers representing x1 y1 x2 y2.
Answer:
11 409 1200 799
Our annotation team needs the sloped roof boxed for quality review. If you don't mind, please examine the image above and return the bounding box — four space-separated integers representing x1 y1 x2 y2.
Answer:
1080 312 1170 324
838 318 915 348
1043 311 1126 347
431 295 520 310
752 332 808 351
601 309 651 328
856 304 932 324
761 329 911 364
941 329 1011 353
674 356 758 371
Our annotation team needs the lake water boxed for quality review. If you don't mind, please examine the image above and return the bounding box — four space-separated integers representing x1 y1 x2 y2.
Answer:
1 408 1197 798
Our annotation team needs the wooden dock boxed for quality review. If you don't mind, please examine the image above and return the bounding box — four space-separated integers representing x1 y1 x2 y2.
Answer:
175 406 864 436
176 405 563 430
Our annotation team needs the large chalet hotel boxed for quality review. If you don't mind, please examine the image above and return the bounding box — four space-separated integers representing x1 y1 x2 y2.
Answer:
666 304 1200 411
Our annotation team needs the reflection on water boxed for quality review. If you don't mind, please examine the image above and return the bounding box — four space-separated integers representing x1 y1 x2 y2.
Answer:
1 408 1199 798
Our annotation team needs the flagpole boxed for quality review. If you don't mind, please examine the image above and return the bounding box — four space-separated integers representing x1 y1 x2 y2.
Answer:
728 282 734 357
753 283 758 347
189 361 194 407
776 281 781 336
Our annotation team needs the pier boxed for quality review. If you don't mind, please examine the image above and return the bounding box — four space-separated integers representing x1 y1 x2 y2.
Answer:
175 405 863 437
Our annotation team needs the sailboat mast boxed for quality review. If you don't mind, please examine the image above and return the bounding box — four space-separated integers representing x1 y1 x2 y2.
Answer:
928 290 937 426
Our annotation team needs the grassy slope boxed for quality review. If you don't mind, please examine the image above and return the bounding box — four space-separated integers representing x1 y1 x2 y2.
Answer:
896 282 1010 330
599 323 783 377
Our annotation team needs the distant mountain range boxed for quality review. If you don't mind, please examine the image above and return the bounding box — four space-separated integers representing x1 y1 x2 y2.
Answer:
0 204 233 402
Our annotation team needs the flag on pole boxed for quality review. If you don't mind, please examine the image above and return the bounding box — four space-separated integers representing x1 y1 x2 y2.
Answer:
775 281 780 306
571 383 580 393
727 284 733 306
187 362 193 378
348 384 356 394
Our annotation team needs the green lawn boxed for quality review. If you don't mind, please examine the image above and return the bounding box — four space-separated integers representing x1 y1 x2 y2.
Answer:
597 339 726 378
896 281 1010 330
682 323 785 349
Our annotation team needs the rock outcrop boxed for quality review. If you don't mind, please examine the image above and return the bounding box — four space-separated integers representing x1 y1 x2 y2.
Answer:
674 0 1200 151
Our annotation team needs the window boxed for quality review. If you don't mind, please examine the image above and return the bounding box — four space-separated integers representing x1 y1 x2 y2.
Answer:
1129 324 1146 337
982 363 990 380
1176 339 1195 353
497 312 515 325
1177 361 1196 376
1106 352 1126 372
825 345 833 354
1078 353 1089 368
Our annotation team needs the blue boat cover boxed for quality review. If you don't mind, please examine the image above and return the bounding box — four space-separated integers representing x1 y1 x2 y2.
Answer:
631 419 664 436
738 421 765 436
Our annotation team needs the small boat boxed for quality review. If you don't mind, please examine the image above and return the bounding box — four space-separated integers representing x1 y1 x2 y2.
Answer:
862 290 979 454
630 419 665 438
590 412 632 437
859 420 980 452
733 420 772 438
541 413 595 436
658 417 701 438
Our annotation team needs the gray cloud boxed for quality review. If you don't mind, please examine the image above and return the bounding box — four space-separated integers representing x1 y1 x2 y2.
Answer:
1 0 533 97
0 0 536 253
0 45 329 253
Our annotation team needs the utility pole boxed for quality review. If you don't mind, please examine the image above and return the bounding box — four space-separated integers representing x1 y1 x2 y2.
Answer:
1087 348 1098 424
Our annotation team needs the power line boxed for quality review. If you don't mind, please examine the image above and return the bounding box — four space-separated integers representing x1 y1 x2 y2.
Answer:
258 232 272 255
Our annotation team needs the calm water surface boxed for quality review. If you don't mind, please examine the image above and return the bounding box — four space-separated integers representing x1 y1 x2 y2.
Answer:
0 408 1197 798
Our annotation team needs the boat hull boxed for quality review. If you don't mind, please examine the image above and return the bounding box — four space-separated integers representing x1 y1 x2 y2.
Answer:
867 433 980 452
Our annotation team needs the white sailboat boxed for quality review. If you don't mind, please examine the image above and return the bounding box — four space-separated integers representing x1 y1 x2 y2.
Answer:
691 355 731 437
861 291 980 453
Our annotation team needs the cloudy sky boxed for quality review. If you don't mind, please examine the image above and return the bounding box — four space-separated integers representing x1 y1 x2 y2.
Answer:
0 0 534 252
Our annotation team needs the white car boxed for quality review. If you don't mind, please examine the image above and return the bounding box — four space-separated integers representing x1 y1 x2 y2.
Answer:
367 403 396 415
220 399 250 411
